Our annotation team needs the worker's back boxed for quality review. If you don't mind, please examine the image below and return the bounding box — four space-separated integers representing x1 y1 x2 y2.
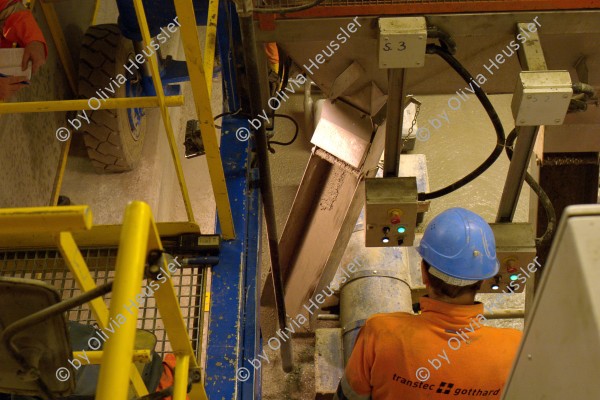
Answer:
345 297 522 400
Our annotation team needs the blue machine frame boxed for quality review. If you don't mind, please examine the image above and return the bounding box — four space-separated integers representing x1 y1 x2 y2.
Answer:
204 1 262 398
205 118 262 400
118 1 261 397
114 0 212 96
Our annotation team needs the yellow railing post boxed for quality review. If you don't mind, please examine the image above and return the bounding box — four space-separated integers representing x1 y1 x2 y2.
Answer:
204 0 219 94
173 354 191 400
0 205 91 234
0 203 209 399
0 96 184 114
95 201 152 400
58 231 150 395
173 0 236 239
131 0 197 224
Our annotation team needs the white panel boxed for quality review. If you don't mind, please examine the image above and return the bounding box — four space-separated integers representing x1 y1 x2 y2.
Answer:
503 205 600 399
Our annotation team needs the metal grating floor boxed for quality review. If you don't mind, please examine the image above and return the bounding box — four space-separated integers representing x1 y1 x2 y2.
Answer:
0 248 204 357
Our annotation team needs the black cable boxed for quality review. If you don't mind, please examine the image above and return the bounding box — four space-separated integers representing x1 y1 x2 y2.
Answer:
418 44 506 201
505 129 556 246
253 0 326 14
268 113 299 153
213 110 298 151
279 56 293 94
569 99 588 113
427 26 457 55
572 82 596 97
213 108 251 129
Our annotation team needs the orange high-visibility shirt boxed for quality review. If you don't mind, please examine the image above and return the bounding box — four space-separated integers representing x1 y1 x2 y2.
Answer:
342 297 522 400
0 0 47 54
264 42 279 66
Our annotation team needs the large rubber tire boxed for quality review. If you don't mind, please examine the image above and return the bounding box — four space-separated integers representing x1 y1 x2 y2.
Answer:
79 24 147 173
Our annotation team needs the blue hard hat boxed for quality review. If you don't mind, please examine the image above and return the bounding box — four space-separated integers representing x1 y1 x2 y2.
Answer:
417 208 499 281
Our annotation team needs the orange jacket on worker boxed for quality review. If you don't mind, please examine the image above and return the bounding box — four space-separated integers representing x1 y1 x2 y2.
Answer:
340 297 522 400
0 0 47 52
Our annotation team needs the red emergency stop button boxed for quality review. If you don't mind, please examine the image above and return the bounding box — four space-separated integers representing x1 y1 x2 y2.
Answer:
389 209 403 224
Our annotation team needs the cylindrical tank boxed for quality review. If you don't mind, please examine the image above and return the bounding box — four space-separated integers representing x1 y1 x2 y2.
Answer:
340 269 412 363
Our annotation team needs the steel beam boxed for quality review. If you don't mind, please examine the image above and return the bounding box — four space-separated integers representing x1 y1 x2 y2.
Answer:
383 68 406 178
239 9 293 372
496 24 546 223
496 126 539 222
204 117 262 398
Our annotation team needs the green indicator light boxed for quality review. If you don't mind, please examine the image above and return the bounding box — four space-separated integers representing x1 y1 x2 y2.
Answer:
397 226 406 234
509 274 519 281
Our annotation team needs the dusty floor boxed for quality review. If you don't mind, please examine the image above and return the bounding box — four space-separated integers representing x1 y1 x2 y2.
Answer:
0 1 216 231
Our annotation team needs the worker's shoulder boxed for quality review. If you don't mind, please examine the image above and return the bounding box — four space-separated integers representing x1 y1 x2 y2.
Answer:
364 310 416 328
479 324 523 343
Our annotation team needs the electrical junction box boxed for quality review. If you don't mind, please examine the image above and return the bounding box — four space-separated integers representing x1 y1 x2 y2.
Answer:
485 223 537 294
511 70 573 126
365 177 418 247
378 17 427 69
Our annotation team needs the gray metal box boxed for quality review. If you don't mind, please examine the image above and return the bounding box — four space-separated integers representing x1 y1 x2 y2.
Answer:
365 177 418 247
378 17 427 69
488 223 536 294
511 71 572 126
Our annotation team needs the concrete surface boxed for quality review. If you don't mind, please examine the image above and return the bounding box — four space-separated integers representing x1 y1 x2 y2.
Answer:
59 1 217 231
0 0 217 233
0 4 68 208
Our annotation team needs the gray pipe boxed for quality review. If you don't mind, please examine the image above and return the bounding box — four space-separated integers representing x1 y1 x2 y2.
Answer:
383 68 407 178
340 269 412 363
238 10 294 372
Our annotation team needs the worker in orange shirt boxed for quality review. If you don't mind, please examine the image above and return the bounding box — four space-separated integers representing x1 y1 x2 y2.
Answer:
0 0 47 100
335 208 522 400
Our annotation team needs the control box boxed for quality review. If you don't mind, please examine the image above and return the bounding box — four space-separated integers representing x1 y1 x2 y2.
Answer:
511 70 572 126
365 177 418 247
485 223 537 293
378 17 427 69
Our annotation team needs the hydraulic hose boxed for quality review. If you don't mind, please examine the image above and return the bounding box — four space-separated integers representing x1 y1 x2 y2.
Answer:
572 82 596 98
505 129 556 246
427 26 457 55
418 44 506 201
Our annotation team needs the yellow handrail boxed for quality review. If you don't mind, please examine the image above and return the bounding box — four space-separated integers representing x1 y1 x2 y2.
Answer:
95 201 207 400
0 203 208 400
7 0 236 235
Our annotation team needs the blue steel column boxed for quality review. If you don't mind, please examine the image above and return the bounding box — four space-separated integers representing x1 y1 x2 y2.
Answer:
241 161 262 399
217 0 241 112
205 117 261 400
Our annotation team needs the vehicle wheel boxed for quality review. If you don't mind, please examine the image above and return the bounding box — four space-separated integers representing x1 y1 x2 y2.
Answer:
78 24 147 173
